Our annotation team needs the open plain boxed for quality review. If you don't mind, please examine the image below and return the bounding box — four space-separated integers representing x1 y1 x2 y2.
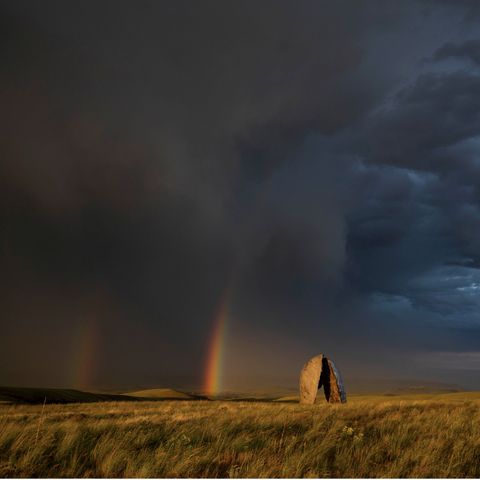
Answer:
1 392 480 478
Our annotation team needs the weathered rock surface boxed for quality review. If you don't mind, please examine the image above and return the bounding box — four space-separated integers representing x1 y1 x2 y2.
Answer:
327 358 347 403
299 353 347 404
299 354 323 404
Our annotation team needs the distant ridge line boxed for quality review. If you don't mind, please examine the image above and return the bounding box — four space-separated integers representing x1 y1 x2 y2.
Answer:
0 386 207 404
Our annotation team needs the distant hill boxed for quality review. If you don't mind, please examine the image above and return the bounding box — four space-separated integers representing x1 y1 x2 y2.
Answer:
0 386 139 404
383 385 462 395
344 378 464 395
125 388 206 400
0 386 207 404
2 381 462 405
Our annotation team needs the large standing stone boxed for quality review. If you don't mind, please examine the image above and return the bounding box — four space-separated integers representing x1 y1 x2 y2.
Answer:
299 353 347 404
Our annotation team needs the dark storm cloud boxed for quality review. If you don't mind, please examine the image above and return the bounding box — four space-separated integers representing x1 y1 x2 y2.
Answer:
338 30 480 338
364 71 480 172
2 0 480 390
0 0 375 210
434 39 480 65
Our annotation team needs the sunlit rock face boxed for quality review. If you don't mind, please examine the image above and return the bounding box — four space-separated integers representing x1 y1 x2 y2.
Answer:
299 354 324 404
299 354 347 404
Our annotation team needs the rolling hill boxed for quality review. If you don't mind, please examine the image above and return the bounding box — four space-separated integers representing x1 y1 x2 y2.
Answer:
0 386 139 404
125 388 206 400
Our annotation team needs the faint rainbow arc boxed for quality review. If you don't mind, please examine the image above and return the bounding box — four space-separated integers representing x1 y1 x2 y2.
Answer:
69 316 99 390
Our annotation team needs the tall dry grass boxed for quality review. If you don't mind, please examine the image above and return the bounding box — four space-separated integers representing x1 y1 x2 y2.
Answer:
1 396 480 477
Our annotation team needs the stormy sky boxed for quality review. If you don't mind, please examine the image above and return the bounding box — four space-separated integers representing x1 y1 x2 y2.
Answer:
2 0 480 392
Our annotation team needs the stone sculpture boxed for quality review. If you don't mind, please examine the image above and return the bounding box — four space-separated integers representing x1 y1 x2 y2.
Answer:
299 353 347 404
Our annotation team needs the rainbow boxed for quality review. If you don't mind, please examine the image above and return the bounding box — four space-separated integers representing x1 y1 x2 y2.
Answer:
203 286 231 397
69 316 99 390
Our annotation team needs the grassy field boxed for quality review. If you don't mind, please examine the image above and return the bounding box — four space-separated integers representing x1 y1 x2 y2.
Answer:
1 393 480 478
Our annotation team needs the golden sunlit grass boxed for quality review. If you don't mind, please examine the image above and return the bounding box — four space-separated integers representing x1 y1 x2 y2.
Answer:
2 393 480 478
